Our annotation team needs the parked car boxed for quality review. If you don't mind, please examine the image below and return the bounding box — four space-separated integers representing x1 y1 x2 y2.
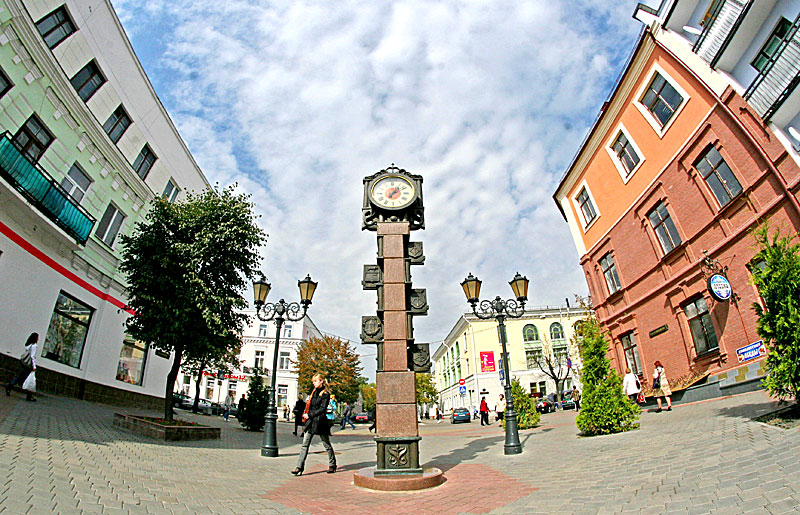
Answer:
560 391 576 410
172 392 190 408
451 407 471 424
536 398 556 414
354 412 370 423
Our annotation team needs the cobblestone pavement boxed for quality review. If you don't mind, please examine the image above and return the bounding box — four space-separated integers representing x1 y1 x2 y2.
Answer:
1 389 798 514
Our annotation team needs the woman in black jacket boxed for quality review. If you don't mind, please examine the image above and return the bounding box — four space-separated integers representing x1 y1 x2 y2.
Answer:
292 373 336 476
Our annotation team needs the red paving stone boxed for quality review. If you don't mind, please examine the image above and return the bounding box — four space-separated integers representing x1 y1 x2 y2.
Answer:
264 463 537 514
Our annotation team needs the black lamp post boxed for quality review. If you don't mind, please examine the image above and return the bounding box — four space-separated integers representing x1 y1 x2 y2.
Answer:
253 273 317 457
461 271 529 455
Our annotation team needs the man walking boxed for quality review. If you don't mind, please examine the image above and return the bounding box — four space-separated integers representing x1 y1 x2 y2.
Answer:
292 395 306 436
223 391 234 422
572 386 581 412
341 402 356 430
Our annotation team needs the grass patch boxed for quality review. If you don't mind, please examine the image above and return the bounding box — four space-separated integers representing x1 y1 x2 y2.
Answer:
755 404 800 429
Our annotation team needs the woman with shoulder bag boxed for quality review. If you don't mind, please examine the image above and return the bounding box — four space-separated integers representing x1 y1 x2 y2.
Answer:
292 373 337 476
5 332 38 402
621 367 641 403
652 361 672 412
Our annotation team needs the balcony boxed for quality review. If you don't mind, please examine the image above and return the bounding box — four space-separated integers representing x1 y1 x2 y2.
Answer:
692 0 749 65
745 15 800 122
0 132 95 244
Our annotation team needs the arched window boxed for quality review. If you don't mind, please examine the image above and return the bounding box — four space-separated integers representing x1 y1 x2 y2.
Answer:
455 342 460 358
523 324 540 342
573 321 585 341
550 322 564 341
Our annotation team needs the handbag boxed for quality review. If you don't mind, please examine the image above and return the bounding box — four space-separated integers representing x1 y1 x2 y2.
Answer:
635 378 641 390
22 371 36 392
652 376 661 390
20 346 33 368
636 392 645 404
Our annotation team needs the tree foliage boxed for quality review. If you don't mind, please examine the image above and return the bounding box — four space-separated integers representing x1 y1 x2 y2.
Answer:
575 313 640 436
415 373 437 405
360 382 376 412
238 369 269 431
502 378 540 430
119 185 266 419
528 333 574 401
294 335 363 403
751 223 800 402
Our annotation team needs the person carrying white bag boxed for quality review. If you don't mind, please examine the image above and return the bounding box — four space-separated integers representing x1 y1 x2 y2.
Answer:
5 332 38 402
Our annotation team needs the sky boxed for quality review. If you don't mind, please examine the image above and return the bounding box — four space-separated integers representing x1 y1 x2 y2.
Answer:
113 0 653 380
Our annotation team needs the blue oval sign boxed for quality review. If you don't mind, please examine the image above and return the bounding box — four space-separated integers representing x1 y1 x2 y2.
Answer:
708 274 732 302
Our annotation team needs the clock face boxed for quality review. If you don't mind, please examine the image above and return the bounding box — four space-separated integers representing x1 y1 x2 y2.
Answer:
370 175 416 210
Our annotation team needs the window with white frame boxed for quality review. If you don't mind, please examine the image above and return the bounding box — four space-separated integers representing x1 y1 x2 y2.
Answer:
227 380 238 396
683 297 718 355
525 346 543 370
59 163 91 203
278 351 291 370
116 338 147 386
640 71 684 129
205 377 215 400
254 350 265 370
576 186 597 227
552 344 568 365
277 384 288 407
599 252 622 295
283 324 292 338
258 324 268 337
95 203 125 247
648 201 682 255
607 126 643 180
42 291 93 368
550 322 565 341
620 332 642 376
162 179 179 203
695 146 742 207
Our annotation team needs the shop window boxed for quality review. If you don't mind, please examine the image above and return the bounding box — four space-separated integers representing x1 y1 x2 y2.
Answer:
35 5 76 49
522 324 540 342
116 338 147 385
162 179 179 203
254 350 265 369
648 201 682 255
550 322 564 341
620 332 642 376
695 146 742 207
59 163 91 203
683 297 719 355
752 17 792 72
278 351 291 370
640 71 684 128
70 60 105 101
599 252 622 295
576 186 597 227
132 144 156 180
205 377 215 400
95 203 125 248
103 105 132 144
0 67 12 98
42 291 94 368
12 114 54 163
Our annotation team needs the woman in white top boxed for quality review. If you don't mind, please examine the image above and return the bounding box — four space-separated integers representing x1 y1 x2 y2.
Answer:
621 367 641 402
5 332 38 402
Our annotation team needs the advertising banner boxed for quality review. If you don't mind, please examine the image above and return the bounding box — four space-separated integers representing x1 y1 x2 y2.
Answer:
480 351 496 372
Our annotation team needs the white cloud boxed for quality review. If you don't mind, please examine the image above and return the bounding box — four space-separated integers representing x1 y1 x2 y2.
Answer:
115 0 646 379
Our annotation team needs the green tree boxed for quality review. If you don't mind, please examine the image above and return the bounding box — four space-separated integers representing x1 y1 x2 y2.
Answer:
238 369 269 431
503 378 540 429
119 186 266 420
360 382 376 412
751 223 800 402
575 314 640 436
294 335 363 403
415 373 437 405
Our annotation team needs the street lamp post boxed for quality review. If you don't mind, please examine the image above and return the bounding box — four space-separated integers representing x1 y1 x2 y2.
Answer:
460 271 529 455
252 273 318 457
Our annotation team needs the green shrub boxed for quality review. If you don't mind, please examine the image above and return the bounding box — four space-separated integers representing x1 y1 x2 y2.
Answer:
502 378 540 430
238 370 269 431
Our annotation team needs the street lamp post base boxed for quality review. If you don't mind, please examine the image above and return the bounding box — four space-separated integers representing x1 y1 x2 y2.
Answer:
261 445 279 457
503 444 522 455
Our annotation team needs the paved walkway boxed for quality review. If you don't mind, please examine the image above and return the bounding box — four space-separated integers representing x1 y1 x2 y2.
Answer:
0 390 798 514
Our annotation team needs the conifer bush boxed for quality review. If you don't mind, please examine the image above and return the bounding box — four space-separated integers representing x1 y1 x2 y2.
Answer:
238 370 270 431
576 314 640 436
502 378 540 430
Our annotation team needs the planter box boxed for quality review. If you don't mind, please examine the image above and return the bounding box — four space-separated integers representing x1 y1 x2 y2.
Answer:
113 413 220 441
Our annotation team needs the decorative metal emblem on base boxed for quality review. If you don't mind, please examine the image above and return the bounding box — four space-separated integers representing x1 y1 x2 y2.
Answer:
375 437 423 475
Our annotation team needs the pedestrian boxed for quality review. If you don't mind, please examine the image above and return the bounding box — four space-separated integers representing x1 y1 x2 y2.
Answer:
479 396 490 426
622 367 641 403
571 386 581 411
5 332 38 402
223 391 234 421
652 361 673 412
283 404 289 421
327 394 337 428
341 402 355 430
496 394 506 425
292 373 337 476
292 395 306 436
435 406 442 423
368 406 377 432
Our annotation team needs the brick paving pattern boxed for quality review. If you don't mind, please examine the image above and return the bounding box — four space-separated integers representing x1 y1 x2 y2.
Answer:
1 389 798 514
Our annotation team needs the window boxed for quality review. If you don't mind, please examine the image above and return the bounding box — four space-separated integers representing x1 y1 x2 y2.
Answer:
70 60 105 101
538 381 547 396
599 253 622 295
752 18 793 73
0 67 12 98
525 347 543 370
12 115 54 162
620 333 642 376
95 203 125 247
258 324 268 337
254 350 265 369
550 322 564 341
522 324 540 342
227 380 238 397
116 338 147 386
132 145 156 179
36 6 76 49
277 385 288 407
102 105 131 144
553 344 568 366
640 72 684 127
59 163 91 203
695 146 742 207
684 297 718 355
283 324 292 338
42 291 93 368
648 201 682 254
183 375 191 385
205 377 215 400
162 179 179 203
576 187 597 226
279 351 291 370
611 130 641 177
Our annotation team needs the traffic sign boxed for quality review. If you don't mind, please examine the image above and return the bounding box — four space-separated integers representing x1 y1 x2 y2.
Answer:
459 385 466 395
459 378 465 386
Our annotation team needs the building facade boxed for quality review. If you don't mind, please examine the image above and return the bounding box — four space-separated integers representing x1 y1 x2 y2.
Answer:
553 0 800 392
433 306 588 413
176 312 323 410
0 0 209 406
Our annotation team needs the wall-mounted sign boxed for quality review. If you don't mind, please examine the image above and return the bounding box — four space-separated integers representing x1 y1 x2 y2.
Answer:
649 324 669 338
708 273 733 302
480 351 495 372
202 371 247 381
736 340 766 363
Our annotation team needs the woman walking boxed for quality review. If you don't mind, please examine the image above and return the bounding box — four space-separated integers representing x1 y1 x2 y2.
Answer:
652 361 672 412
5 332 38 402
292 373 336 476
622 367 641 402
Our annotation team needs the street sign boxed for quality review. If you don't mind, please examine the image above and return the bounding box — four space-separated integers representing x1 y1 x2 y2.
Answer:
459 378 465 386
459 385 466 395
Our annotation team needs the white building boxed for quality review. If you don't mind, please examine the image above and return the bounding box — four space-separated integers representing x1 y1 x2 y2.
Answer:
176 311 323 409
0 0 208 407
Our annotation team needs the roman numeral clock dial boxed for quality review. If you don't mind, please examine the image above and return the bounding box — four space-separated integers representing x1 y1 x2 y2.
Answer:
369 175 416 210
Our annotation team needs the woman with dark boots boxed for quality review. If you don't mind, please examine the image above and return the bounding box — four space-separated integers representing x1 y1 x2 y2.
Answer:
292 373 336 476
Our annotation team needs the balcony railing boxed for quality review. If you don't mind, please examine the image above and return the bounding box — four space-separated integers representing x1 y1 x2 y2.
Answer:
0 132 95 244
745 14 800 122
693 0 748 65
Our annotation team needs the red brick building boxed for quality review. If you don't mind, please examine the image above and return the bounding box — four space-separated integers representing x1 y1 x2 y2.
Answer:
553 1 800 396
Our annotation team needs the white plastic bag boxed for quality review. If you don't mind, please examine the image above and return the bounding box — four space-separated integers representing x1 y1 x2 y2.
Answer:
22 371 36 392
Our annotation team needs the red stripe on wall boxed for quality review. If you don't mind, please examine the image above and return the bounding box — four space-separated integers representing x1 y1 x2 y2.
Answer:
0 220 134 314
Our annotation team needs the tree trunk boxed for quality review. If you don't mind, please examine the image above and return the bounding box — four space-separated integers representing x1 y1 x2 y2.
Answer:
164 345 184 421
192 358 207 413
